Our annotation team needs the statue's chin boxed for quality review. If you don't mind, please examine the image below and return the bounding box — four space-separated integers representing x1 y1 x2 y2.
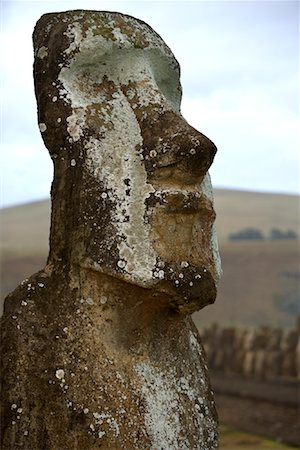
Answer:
80 257 217 313
153 272 217 314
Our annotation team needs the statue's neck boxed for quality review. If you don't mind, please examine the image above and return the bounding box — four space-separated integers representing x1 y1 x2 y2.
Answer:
67 266 187 354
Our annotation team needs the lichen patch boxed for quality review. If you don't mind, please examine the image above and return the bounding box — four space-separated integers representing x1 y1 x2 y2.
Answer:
55 369 65 380
37 46 48 59
84 92 157 284
135 360 218 449
135 362 182 449
38 123 47 132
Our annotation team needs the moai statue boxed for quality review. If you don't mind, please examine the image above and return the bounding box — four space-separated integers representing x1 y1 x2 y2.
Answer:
242 328 257 377
222 327 236 374
264 328 283 379
0 11 221 450
281 328 298 379
253 326 269 379
296 316 300 380
233 328 248 374
200 323 220 369
209 326 225 372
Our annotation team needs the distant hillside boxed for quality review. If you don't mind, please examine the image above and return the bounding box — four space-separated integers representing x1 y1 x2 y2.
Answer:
1 198 50 257
1 189 299 326
193 239 300 329
213 188 299 243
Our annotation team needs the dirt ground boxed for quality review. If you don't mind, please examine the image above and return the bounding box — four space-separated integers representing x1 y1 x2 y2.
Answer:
210 372 300 448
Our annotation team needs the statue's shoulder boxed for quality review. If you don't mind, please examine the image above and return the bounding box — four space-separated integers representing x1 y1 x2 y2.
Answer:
1 267 58 323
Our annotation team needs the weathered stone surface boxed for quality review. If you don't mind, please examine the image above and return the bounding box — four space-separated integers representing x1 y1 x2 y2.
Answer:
1 10 221 449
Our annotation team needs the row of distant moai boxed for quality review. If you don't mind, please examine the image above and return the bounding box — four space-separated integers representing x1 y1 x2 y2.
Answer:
201 320 300 380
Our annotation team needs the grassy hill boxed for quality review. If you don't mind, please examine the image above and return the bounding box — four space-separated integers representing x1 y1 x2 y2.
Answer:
213 188 299 243
1 189 299 327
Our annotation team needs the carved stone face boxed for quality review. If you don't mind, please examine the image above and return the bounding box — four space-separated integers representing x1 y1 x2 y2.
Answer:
34 10 221 312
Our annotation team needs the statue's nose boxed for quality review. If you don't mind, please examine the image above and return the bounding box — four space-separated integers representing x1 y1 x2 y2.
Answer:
139 110 217 184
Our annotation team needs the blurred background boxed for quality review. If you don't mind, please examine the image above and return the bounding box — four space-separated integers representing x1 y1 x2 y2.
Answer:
1 1 299 448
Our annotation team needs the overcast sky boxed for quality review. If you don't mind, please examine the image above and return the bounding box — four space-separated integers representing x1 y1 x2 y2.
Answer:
1 0 299 207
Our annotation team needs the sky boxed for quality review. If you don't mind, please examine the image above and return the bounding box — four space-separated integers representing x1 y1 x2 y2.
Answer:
0 0 299 207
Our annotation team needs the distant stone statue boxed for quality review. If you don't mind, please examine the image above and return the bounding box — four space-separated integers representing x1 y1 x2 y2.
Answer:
281 328 298 378
264 328 283 379
1 11 221 449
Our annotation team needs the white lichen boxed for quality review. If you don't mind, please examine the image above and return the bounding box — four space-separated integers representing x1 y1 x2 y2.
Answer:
55 369 65 380
100 296 107 305
135 363 183 449
135 356 218 449
66 109 86 142
64 22 83 55
37 46 48 59
84 92 157 284
117 260 126 269
86 297 94 305
158 269 165 279
38 123 47 133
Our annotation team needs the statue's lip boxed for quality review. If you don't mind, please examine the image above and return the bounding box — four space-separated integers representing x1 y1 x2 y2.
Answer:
153 189 213 214
154 187 202 196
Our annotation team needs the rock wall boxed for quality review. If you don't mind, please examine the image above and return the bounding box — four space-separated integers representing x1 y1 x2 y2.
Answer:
201 320 300 380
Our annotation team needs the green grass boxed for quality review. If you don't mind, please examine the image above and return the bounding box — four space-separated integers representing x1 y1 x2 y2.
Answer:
220 425 297 449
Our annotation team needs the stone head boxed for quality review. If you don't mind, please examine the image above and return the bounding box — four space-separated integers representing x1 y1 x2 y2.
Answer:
33 10 221 313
